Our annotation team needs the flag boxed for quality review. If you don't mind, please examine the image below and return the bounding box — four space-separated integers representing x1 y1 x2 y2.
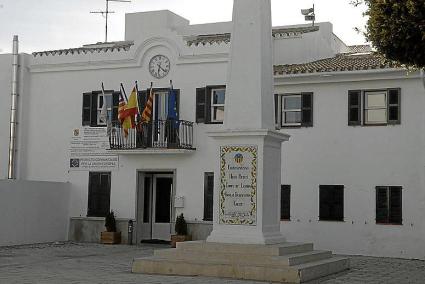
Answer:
168 88 179 127
142 87 154 122
119 87 139 137
99 97 108 124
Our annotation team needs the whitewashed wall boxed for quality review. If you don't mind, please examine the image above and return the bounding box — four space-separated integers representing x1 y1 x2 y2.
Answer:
0 180 70 246
276 73 425 259
0 54 12 179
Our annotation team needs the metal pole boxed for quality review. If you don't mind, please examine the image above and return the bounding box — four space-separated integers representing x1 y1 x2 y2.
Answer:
105 0 109 42
8 35 19 179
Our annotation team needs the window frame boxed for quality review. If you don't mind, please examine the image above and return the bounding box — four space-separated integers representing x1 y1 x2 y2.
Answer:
196 85 226 125
319 185 344 222
348 88 401 126
281 94 302 127
376 186 403 225
210 88 226 123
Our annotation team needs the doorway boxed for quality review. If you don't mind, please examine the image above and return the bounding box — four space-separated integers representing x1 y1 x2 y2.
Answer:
136 172 174 243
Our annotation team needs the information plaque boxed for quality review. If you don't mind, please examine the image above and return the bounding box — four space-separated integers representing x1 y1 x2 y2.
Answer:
219 145 257 225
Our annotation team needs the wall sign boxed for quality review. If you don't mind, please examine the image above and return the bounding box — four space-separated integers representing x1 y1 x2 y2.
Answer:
219 145 257 225
69 127 119 171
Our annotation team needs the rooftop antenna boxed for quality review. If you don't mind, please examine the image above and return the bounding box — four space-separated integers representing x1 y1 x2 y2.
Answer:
301 4 315 27
90 0 131 43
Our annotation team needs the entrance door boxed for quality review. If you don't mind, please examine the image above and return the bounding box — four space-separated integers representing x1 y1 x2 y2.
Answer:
137 172 173 242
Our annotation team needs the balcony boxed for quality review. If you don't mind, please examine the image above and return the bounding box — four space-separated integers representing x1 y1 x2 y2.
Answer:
108 120 195 154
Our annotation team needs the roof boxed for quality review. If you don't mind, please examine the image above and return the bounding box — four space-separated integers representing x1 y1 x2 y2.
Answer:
274 52 401 75
32 41 134 57
185 26 319 46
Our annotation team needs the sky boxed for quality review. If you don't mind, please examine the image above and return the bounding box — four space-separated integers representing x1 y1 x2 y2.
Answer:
0 0 368 54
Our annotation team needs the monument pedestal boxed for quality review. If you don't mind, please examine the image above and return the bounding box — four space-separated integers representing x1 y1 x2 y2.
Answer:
206 129 289 245
132 241 350 283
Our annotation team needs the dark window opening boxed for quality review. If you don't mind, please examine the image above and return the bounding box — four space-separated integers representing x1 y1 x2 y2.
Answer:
87 172 111 217
319 185 344 221
281 185 291 220
203 172 214 221
376 186 402 225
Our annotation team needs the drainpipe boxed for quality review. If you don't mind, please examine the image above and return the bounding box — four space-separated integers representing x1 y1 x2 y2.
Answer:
8 35 19 179
421 69 425 90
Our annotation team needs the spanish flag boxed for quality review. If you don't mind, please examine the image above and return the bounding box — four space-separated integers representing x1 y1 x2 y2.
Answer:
119 87 139 137
142 87 154 122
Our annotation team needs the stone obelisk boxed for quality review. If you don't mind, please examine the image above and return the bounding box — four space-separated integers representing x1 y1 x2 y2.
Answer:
207 0 290 245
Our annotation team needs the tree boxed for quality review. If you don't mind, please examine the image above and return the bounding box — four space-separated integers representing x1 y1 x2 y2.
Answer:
352 0 425 68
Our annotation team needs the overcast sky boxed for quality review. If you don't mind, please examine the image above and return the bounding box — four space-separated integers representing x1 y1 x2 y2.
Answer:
0 0 368 54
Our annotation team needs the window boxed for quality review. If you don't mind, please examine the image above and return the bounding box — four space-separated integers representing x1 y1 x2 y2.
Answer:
211 88 225 123
348 88 401 126
196 85 226 124
203 172 214 221
87 172 111 217
281 185 291 220
82 91 118 127
319 185 344 221
275 93 313 127
376 186 402 225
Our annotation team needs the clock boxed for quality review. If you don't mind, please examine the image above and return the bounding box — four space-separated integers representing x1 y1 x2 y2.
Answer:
149 55 171 79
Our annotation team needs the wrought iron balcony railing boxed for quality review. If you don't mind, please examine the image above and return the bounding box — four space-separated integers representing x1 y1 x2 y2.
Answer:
109 120 195 150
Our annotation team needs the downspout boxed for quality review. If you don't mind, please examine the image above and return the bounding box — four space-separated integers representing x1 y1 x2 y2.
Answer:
8 35 19 179
421 69 425 90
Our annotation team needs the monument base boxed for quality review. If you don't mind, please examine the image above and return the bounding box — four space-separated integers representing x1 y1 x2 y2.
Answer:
132 241 350 283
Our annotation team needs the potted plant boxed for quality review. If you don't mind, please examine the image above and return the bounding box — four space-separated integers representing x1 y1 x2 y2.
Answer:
100 211 121 244
170 213 191 248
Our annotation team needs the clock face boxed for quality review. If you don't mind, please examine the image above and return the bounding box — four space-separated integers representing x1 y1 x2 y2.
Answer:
149 55 171 79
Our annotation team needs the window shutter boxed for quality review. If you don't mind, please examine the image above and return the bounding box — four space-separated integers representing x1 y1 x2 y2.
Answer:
196 88 206 123
348 90 361 126
376 186 389 223
301 92 313 127
389 186 402 224
334 185 344 221
138 90 148 113
175 90 180 120
87 172 111 217
90 93 98 127
82 93 92 126
203 172 214 221
112 92 120 124
274 94 280 127
280 185 291 220
319 186 330 220
388 88 401 125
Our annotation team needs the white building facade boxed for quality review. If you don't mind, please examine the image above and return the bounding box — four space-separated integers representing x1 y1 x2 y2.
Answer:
1 10 424 259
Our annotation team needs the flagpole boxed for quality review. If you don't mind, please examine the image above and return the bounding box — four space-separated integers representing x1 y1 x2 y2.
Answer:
120 83 128 102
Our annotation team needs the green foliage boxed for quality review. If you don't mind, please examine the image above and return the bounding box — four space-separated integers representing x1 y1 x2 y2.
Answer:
105 211 117 232
353 0 425 68
175 213 188 236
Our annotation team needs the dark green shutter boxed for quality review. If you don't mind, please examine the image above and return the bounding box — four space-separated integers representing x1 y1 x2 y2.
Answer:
82 93 92 126
281 185 291 220
348 90 361 126
196 88 206 123
203 172 214 221
112 92 120 124
138 90 148 113
389 187 402 224
274 94 280 126
90 93 98 127
388 88 401 125
301 93 313 127
87 172 111 217
376 187 389 223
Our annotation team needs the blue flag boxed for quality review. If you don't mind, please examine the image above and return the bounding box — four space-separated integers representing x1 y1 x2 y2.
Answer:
168 89 178 125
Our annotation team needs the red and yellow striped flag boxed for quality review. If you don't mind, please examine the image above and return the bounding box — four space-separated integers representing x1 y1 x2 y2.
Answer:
142 88 154 122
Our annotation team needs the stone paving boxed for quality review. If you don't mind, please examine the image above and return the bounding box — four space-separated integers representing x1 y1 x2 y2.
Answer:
0 242 424 284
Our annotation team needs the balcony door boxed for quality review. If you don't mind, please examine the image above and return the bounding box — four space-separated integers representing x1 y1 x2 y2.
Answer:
137 172 174 242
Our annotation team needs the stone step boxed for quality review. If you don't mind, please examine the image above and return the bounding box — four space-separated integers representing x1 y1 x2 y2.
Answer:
132 255 350 283
154 248 332 266
176 241 314 256
295 257 350 282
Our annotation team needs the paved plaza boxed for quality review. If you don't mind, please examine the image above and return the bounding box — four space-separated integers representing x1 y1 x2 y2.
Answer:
0 242 424 284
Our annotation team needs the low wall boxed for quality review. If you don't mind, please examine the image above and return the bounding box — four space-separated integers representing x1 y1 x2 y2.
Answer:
0 180 70 246
69 218 213 244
